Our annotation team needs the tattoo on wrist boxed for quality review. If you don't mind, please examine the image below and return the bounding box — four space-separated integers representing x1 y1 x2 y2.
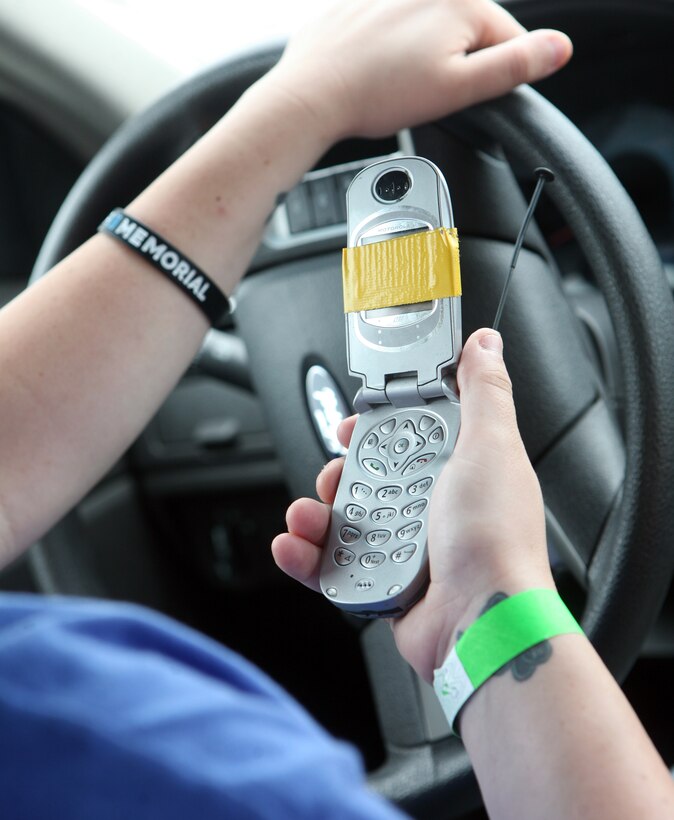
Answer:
459 591 553 682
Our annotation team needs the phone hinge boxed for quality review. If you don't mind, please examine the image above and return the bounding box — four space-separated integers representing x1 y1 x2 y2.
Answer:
385 377 428 409
354 373 457 412
354 377 425 412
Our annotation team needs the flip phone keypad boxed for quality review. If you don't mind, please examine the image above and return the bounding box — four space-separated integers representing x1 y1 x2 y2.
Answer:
331 411 447 587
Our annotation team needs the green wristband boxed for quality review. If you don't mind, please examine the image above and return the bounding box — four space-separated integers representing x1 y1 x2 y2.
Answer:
433 589 583 735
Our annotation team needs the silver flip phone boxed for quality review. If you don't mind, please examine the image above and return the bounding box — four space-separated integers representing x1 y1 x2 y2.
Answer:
319 156 462 618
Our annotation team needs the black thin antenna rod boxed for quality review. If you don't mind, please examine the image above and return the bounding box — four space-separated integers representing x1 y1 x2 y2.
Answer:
493 167 555 331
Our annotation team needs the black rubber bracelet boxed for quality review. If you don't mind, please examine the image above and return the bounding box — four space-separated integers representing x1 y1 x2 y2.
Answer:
98 209 230 326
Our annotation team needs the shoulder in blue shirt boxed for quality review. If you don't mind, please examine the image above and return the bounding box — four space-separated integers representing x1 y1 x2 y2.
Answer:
0 593 405 820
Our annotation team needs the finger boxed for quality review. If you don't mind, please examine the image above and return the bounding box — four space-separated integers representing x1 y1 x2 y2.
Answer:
316 456 345 504
314 416 357 504
455 328 520 446
285 496 331 544
479 0 527 43
450 29 573 109
271 533 322 592
337 414 357 448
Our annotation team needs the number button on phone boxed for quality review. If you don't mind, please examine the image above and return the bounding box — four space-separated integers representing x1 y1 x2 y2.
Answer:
408 477 433 496
397 521 422 541
351 483 372 500
363 458 387 477
371 507 396 524
360 551 386 568
377 485 402 501
334 548 355 566
346 504 366 522
402 499 428 518
366 529 391 546
340 526 361 544
392 544 417 563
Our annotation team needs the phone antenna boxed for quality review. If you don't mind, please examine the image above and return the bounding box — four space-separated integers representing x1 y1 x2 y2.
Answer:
493 167 555 331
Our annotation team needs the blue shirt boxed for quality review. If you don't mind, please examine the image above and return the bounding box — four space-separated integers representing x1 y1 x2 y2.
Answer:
0 593 405 819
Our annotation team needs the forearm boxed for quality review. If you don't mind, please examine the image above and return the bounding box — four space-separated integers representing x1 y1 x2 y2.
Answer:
126 74 335 289
0 0 573 563
0 73 331 564
277 309 674 816
460 620 674 818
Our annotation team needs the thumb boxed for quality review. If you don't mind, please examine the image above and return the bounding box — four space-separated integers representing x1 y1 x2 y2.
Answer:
456 329 520 446
449 29 573 111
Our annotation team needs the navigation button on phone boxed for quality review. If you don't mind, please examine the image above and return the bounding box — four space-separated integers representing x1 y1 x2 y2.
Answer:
402 454 437 476
363 432 379 450
363 458 387 477
379 419 396 435
429 427 445 445
419 415 435 431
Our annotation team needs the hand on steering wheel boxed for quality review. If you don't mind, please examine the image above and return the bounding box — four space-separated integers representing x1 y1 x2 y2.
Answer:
270 0 572 140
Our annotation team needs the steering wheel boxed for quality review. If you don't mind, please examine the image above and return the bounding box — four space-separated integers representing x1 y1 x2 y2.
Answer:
28 48 674 816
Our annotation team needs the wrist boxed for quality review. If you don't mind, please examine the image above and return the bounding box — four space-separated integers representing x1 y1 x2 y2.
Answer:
262 63 353 146
215 70 339 194
433 588 583 736
127 70 338 295
432 570 557 675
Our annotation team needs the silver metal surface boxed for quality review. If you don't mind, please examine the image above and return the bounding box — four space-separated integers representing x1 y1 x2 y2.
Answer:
344 156 461 395
319 401 460 616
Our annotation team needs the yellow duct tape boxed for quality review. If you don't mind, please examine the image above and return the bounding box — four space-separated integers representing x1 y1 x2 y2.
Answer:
342 226 461 314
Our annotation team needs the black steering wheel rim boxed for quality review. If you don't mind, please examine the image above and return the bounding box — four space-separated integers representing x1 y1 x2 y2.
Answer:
459 90 674 678
28 50 674 815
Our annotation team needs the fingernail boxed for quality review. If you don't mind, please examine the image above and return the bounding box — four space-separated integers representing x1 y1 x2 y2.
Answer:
545 32 571 69
479 333 503 354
